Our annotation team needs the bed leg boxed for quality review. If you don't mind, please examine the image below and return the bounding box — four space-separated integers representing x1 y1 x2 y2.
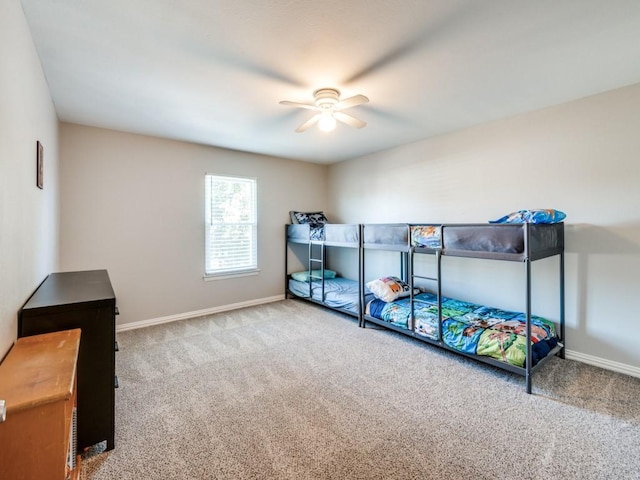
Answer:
558 344 566 360
558 251 565 360
526 373 532 394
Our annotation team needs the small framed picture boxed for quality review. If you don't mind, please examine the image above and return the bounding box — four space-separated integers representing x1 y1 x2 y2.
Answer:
36 141 43 189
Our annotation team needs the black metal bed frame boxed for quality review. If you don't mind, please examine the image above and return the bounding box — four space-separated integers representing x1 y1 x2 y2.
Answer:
359 222 565 394
284 224 363 319
285 222 565 394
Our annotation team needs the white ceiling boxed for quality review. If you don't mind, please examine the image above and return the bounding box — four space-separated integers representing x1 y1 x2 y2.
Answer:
20 0 640 164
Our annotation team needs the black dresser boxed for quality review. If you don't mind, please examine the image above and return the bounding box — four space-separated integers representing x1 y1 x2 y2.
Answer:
19 269 117 452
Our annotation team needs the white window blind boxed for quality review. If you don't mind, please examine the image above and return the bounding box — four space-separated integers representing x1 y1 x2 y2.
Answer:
205 175 257 276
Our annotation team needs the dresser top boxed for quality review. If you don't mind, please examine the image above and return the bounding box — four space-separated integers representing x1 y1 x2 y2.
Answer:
0 329 80 414
22 270 115 310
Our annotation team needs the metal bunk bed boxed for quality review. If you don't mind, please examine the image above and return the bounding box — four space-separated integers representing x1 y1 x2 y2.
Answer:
361 222 565 394
285 223 365 319
359 224 413 330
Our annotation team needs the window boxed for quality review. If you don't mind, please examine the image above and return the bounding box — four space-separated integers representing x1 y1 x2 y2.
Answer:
205 175 257 277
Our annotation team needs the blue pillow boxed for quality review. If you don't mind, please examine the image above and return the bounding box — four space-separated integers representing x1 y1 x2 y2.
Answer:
291 269 336 282
490 209 566 224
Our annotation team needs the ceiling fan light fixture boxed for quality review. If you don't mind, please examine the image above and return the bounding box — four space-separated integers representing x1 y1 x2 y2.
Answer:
280 88 368 133
318 110 337 132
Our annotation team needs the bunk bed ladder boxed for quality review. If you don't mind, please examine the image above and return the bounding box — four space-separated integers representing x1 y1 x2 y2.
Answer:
410 250 443 336
409 247 436 332
409 227 443 336
308 240 326 300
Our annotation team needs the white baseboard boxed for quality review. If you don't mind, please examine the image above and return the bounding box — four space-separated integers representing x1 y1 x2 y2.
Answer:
116 294 285 332
565 349 640 379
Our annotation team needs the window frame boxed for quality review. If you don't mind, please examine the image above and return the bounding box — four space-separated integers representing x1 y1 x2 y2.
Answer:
204 174 258 279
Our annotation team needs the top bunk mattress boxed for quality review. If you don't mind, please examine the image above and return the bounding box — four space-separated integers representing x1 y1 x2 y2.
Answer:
411 223 564 261
362 224 411 251
287 224 360 246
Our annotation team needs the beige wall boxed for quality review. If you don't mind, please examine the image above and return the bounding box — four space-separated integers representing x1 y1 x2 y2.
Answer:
328 83 640 371
59 124 327 326
5 0 638 375
0 1 59 357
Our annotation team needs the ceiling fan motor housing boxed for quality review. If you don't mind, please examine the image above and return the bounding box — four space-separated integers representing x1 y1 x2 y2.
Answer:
314 88 340 108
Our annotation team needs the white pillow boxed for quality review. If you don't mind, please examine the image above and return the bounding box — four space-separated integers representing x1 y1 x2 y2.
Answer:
366 276 413 303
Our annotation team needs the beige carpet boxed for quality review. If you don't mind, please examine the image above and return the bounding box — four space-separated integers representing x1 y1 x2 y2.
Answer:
82 300 640 480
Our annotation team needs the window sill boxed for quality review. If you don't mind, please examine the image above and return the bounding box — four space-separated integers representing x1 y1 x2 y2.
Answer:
203 269 260 282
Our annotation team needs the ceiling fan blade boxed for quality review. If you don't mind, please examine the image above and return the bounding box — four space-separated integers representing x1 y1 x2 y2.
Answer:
279 100 318 111
343 4 472 84
334 112 366 129
335 94 369 110
295 114 321 132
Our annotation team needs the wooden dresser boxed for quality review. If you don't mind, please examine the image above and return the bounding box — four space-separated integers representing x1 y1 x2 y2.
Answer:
19 269 117 452
0 329 81 480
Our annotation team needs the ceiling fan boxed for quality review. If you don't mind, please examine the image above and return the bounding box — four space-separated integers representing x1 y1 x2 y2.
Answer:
280 88 369 133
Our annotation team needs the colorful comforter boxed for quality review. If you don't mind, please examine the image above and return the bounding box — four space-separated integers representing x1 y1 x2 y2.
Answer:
366 292 558 367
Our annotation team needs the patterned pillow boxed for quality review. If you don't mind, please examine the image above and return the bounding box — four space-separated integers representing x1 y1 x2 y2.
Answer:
291 211 329 225
366 276 413 303
309 224 325 241
489 209 566 224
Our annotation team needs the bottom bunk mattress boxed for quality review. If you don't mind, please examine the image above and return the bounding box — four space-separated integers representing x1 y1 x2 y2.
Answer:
366 292 558 367
289 277 370 314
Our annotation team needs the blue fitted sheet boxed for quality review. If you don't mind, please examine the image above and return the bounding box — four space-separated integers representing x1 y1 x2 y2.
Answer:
289 277 372 313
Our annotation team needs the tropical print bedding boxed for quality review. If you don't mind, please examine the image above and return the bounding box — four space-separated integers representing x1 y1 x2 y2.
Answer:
411 225 442 249
411 224 525 253
366 292 558 367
